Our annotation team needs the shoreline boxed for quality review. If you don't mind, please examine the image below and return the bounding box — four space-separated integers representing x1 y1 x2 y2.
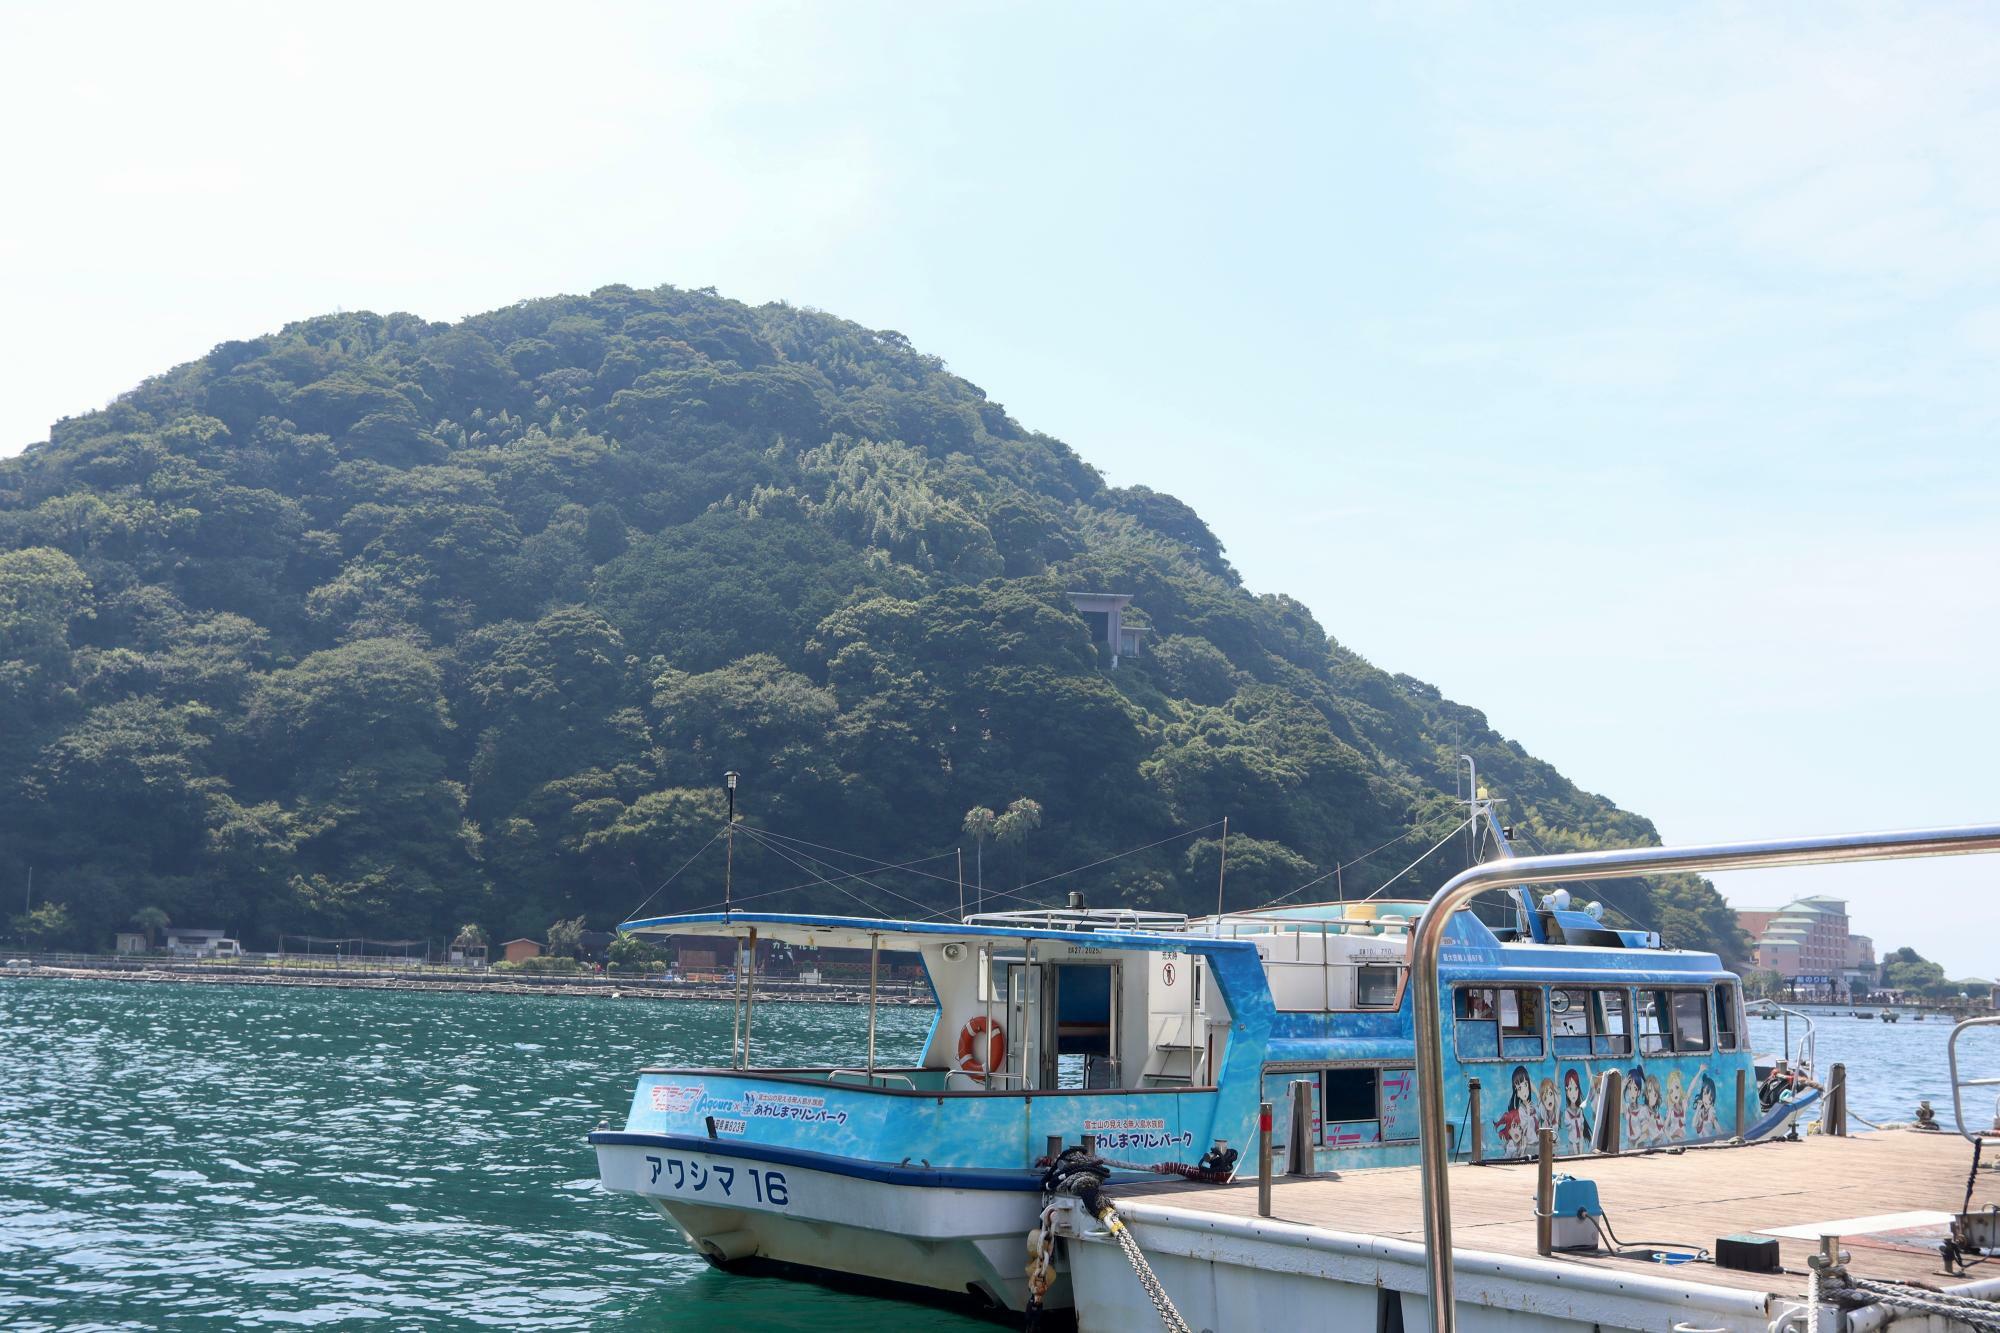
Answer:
0 961 935 1006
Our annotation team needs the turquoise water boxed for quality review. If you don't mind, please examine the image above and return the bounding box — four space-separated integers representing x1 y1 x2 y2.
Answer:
0 979 986 1331
2 982 1986 1330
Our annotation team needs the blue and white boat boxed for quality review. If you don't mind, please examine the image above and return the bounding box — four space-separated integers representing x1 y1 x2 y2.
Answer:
592 815 1821 1315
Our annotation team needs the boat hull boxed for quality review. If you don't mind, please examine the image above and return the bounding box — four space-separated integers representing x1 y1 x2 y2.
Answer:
592 1132 1059 1313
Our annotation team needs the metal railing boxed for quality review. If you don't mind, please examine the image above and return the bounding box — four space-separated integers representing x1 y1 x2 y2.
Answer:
1949 1015 2000 1142
1411 821 2000 1333
1744 997 1818 1080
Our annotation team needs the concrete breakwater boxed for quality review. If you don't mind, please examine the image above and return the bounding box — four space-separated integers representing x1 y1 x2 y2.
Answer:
0 958 934 1006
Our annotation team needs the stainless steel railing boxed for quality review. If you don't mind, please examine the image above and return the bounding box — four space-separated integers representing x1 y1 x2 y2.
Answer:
1948 1014 2000 1142
1411 821 2000 1333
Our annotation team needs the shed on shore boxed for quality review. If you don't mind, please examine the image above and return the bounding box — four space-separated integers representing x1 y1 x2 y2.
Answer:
502 938 543 964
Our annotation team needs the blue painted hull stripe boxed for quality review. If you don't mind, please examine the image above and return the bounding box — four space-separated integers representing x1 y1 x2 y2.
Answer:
589 1130 1046 1192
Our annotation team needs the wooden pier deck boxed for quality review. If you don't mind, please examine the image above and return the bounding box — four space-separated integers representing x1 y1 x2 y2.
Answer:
1114 1129 1991 1300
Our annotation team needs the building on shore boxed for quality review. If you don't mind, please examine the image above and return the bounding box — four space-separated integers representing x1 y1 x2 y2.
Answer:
1066 591 1148 667
501 938 543 964
163 927 239 957
1734 896 1863 1000
114 932 148 954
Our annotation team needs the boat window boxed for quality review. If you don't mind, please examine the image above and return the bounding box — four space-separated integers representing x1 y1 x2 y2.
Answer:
1356 964 1402 1009
1325 1067 1378 1122
1499 987 1542 1038
1639 988 1713 1054
1714 982 1741 1051
1592 989 1631 1056
1550 988 1592 1039
1454 985 1543 1060
1318 1066 1419 1144
1671 990 1711 1053
1636 989 1667 1053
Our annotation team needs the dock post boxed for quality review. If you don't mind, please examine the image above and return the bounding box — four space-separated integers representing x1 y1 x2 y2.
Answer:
1828 1063 1847 1136
1599 1069 1622 1154
1286 1078 1315 1176
1257 1100 1273 1217
1046 1134 1062 1162
1535 1127 1555 1257
1736 1068 1748 1140
1082 1134 1096 1155
1468 1078 1482 1163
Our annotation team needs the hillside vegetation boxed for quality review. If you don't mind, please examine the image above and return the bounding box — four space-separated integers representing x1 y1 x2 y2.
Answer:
0 285 1744 961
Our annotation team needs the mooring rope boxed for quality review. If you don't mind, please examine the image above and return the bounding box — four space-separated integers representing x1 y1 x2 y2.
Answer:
1821 1272 2000 1332
1032 1148 1196 1332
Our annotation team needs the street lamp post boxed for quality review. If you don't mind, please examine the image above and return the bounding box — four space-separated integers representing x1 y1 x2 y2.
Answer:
724 771 739 911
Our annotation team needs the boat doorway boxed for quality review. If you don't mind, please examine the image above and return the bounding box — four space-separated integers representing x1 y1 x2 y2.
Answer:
1046 961 1123 1089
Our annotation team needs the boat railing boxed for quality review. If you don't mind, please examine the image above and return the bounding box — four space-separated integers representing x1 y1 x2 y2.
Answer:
960 907 1192 933
1200 913 1415 941
828 1069 917 1090
1745 997 1818 1080
1408 820 2000 1333
1948 1015 2000 1142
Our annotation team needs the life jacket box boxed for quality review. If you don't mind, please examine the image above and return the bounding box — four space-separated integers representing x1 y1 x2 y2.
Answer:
1716 1233 1781 1273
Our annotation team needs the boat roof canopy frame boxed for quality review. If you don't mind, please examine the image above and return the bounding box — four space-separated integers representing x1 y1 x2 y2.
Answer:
617 909 1267 959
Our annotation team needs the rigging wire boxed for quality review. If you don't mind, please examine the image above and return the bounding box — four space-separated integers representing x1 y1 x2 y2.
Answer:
733 824 946 920
1007 819 1226 897
1363 814 1479 900
746 825 967 888
929 819 1227 919
679 846 962 916
1510 826 1650 929
620 824 729 924
1249 819 1455 912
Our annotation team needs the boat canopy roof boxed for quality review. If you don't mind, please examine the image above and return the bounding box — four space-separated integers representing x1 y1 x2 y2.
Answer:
618 909 1260 957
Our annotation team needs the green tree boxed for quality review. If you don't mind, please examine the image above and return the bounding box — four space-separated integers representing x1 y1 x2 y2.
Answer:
993 797 1043 890
962 806 996 908
12 901 75 949
131 905 170 948
1884 946 1950 998
547 914 586 959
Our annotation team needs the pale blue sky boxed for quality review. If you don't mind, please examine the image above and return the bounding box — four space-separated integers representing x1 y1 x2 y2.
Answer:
3 3 1995 971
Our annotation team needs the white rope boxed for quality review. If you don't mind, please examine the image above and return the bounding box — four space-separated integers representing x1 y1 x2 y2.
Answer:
1837 1275 2000 1331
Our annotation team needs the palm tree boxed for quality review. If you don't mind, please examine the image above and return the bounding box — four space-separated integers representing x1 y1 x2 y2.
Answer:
131 906 169 950
993 797 1044 891
452 923 488 960
962 806 997 912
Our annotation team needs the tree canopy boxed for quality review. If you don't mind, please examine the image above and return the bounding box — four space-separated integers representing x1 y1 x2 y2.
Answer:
0 284 1746 962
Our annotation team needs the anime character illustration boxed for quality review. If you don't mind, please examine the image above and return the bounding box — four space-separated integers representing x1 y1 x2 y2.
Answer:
1623 1064 1650 1147
1493 1064 1538 1157
1643 1074 1669 1142
1660 1069 1688 1142
1687 1072 1722 1139
1561 1067 1593 1153
1538 1077 1560 1139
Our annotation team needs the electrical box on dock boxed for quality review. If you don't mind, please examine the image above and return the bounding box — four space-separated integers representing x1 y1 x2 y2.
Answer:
1550 1176 1602 1252
1716 1233 1781 1273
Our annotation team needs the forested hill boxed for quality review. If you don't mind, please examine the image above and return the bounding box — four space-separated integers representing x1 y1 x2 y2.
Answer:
0 285 1745 962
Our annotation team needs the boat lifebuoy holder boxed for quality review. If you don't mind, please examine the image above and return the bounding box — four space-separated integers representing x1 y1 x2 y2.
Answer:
955 1016 1005 1079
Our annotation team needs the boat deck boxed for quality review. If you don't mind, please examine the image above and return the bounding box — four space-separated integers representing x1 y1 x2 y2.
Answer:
1112 1128 1992 1300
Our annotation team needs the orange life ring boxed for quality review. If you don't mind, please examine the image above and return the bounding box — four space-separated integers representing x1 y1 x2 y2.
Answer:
955 1016 1005 1078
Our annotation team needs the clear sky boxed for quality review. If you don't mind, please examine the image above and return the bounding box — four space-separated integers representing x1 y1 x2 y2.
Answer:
3 3 1995 973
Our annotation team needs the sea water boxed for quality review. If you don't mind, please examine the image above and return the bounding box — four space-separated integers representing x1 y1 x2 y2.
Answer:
0 982 1986 1329
0 979 982 1330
